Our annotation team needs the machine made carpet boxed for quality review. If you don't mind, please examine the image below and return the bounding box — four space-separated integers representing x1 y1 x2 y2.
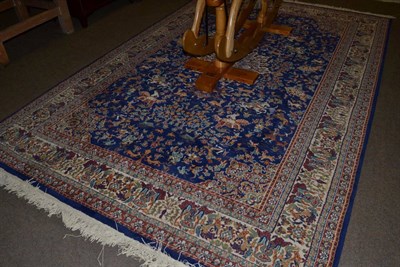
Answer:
0 1 390 266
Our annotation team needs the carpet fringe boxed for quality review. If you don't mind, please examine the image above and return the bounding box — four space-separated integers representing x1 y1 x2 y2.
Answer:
283 0 396 18
0 168 192 267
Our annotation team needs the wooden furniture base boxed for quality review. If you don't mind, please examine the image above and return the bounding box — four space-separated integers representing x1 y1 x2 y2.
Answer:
0 0 74 65
185 58 259 93
184 23 291 93
263 24 292 36
183 0 293 93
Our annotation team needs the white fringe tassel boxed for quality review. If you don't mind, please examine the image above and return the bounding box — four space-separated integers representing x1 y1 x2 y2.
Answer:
283 0 396 18
0 168 192 267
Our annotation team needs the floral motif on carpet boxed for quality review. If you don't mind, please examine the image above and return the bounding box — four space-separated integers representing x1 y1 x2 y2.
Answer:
0 2 389 267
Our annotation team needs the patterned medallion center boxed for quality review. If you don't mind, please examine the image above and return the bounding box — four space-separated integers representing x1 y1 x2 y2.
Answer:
54 15 339 209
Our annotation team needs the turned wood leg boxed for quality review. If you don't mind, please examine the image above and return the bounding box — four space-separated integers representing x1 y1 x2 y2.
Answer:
13 0 30 21
0 42 10 65
54 0 74 34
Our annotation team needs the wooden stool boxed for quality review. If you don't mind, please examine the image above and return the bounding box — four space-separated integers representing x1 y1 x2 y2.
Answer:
0 0 74 65
182 0 292 93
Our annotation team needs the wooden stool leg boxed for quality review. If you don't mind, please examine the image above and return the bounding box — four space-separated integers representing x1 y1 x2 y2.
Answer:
54 0 74 34
13 0 30 21
0 43 10 65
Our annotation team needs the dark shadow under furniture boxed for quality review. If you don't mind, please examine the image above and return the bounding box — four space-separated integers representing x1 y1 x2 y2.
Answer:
67 0 134 28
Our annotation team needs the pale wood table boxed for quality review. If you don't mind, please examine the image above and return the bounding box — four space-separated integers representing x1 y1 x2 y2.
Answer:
0 0 74 65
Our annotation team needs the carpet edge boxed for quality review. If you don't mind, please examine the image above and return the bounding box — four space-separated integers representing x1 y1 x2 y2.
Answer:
0 167 188 267
331 18 393 267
